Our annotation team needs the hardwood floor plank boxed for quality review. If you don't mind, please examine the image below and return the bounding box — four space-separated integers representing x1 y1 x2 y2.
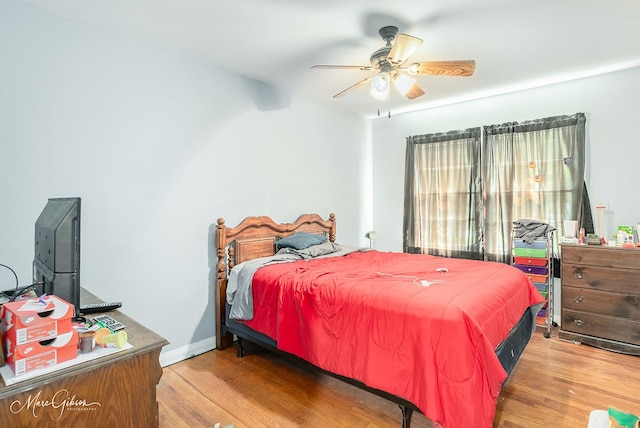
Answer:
158 330 640 427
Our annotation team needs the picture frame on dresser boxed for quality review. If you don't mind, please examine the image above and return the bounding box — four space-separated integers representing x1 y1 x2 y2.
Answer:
559 244 640 356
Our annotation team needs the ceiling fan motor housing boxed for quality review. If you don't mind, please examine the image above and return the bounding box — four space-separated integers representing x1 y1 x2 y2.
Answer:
370 26 398 72
370 47 393 71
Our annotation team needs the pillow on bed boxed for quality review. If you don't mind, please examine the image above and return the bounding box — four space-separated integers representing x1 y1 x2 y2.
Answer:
277 241 340 258
275 231 327 250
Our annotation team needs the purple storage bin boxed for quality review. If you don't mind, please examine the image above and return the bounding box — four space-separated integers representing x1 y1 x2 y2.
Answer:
513 264 548 275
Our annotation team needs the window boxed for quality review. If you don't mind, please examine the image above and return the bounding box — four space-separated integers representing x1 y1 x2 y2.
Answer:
404 113 588 263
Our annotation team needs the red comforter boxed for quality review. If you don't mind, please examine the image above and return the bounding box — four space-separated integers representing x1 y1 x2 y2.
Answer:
242 250 543 427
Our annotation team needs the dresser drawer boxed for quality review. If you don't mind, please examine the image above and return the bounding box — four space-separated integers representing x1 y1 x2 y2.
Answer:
525 273 547 283
561 309 640 346
513 248 547 258
513 238 548 249
562 286 640 320
561 245 640 270
513 264 548 275
513 256 548 266
561 262 640 294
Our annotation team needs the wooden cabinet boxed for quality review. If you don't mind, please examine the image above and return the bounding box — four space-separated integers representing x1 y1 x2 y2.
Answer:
1 289 168 427
559 244 640 355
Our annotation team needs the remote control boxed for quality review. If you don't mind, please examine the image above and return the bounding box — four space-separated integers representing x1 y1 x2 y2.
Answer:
79 301 122 314
93 314 126 332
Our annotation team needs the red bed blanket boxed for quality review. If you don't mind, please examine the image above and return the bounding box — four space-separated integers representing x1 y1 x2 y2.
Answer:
241 250 543 427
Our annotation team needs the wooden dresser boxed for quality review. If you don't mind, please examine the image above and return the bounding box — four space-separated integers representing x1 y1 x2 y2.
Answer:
1 289 168 427
559 244 640 355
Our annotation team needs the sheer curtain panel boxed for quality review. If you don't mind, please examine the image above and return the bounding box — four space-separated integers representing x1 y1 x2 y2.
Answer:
403 128 482 259
483 113 586 262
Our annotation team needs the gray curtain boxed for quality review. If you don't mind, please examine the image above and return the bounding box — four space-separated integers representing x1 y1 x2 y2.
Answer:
404 113 587 263
483 113 586 263
403 127 483 259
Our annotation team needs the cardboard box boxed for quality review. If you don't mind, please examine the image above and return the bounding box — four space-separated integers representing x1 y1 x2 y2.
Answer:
5 330 78 376
617 226 635 245
1 295 74 346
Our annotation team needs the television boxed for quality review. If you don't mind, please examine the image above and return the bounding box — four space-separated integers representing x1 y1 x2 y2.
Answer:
32 197 81 312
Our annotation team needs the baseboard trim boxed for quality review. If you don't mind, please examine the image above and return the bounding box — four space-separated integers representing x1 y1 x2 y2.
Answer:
159 336 217 367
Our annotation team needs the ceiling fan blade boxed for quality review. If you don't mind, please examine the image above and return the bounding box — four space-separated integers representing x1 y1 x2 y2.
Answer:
388 34 423 64
407 60 476 77
333 77 373 98
311 64 374 71
404 83 425 100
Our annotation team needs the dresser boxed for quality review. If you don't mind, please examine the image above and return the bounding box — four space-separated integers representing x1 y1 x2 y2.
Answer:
559 244 640 355
1 289 168 427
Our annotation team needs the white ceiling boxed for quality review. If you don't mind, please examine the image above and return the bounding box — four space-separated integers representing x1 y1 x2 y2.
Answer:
21 0 640 118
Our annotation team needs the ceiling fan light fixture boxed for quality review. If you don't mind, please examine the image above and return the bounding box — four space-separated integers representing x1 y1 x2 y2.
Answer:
371 72 390 92
370 72 390 100
394 74 417 96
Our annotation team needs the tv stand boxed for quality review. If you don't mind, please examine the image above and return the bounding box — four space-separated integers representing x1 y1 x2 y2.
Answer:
0 288 168 427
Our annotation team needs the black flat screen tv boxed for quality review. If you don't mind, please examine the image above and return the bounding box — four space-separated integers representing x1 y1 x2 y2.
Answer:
32 197 81 311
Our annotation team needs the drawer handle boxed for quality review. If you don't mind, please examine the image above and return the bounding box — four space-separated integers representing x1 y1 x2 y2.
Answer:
574 295 583 304
573 271 584 279
574 319 585 326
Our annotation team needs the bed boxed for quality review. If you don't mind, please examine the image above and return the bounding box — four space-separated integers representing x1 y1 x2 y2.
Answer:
214 213 543 428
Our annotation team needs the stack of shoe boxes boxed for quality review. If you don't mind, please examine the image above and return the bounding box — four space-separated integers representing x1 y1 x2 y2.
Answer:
1 295 78 376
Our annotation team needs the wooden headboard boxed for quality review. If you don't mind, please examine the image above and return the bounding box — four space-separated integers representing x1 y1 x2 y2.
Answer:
214 213 336 349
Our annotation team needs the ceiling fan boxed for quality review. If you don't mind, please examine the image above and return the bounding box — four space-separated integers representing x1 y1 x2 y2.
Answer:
311 26 476 101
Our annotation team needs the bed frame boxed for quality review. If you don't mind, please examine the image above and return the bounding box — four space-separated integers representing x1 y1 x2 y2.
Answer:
215 213 336 350
214 213 536 427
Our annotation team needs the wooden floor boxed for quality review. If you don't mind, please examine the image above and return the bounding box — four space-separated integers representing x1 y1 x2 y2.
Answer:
157 330 640 427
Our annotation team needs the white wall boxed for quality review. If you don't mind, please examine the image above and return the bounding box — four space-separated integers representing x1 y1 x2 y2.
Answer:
371 66 640 251
0 1 370 365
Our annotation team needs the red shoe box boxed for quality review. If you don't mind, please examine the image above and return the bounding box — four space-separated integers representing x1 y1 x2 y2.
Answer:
1 295 77 375
2 294 74 346
5 330 78 376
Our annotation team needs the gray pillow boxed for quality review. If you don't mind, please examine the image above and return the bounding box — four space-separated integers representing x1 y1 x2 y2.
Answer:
276 232 327 250
277 241 341 259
